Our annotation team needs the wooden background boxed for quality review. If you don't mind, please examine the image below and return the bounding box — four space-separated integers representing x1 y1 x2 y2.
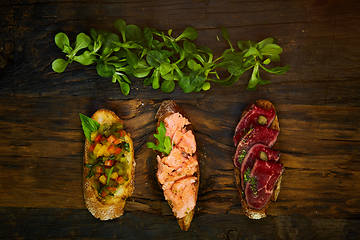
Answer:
1 0 360 239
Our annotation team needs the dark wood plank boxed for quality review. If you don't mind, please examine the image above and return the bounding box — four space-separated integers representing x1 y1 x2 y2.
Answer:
1 207 359 240
0 96 359 219
0 0 360 238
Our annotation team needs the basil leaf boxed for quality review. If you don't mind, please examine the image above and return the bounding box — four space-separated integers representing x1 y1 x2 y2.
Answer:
79 113 100 142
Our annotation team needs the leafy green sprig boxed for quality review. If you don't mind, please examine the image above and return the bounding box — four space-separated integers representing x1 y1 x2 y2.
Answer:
213 28 289 89
146 122 172 155
52 19 288 95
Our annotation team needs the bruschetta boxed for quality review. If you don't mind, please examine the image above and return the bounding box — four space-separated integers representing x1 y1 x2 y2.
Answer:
148 100 199 231
80 109 135 220
233 100 283 219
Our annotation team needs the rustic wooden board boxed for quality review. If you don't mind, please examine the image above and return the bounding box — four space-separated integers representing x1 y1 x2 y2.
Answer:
0 0 360 239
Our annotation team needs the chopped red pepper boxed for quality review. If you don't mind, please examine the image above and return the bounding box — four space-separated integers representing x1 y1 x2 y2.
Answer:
101 190 108 197
104 160 114 167
114 147 122 154
95 166 103 174
89 143 96 152
107 187 117 193
114 138 122 145
117 176 125 184
117 130 126 137
107 135 116 144
94 134 102 143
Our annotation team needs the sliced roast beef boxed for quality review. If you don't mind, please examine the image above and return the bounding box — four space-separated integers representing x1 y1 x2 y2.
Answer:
233 126 279 168
233 104 276 146
245 159 283 210
237 144 280 189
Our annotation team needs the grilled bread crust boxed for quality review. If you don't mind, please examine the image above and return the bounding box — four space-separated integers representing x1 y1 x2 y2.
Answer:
155 100 199 231
83 109 135 220
234 100 282 219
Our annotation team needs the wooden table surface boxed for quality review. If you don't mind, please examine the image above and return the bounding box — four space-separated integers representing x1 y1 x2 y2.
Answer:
1 0 360 239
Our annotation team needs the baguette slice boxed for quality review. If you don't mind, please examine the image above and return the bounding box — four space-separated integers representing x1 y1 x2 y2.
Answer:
83 109 135 220
234 100 282 219
155 100 200 231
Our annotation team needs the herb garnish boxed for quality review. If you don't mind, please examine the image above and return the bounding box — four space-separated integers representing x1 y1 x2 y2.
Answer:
244 168 258 195
52 19 288 95
79 113 100 142
238 149 247 164
146 122 172 155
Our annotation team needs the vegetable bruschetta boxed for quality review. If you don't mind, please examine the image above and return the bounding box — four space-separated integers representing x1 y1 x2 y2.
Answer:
147 100 199 231
80 109 135 220
233 100 283 219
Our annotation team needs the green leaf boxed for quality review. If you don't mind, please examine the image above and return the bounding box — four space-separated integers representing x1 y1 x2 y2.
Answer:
247 63 260 89
119 81 130 96
143 27 153 48
237 40 253 51
75 33 92 51
96 62 115 78
260 65 289 74
202 82 211 91
146 50 163 68
244 46 261 58
221 27 233 50
175 27 198 41
55 32 70 51
263 58 271 65
126 49 138 66
146 122 172 155
161 80 175 93
257 37 274 49
259 43 283 56
52 58 68 73
101 33 120 55
79 113 100 142
133 67 152 78
159 62 172 76
126 24 143 42
73 51 96 65
187 59 202 71
114 19 127 42
152 70 160 89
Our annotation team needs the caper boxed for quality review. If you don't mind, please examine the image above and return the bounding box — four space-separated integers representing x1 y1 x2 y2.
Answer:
259 151 268 161
257 115 268 125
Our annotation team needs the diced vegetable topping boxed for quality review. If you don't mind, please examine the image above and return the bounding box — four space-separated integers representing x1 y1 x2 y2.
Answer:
85 121 130 198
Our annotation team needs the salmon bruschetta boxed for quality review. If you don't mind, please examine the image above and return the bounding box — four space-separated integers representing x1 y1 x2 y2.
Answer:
80 109 135 220
147 100 199 231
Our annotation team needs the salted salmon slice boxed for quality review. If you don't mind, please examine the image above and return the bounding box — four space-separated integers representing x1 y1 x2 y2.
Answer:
164 176 197 219
157 155 198 189
164 112 190 139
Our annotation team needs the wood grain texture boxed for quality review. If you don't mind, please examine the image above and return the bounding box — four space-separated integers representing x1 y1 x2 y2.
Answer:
0 0 360 238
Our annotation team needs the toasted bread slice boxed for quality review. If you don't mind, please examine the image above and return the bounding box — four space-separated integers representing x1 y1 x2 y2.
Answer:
155 100 199 231
234 100 282 219
83 109 135 220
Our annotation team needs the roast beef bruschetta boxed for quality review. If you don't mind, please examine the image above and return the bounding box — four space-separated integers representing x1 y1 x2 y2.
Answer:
233 100 283 219
147 100 199 231
80 109 135 220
